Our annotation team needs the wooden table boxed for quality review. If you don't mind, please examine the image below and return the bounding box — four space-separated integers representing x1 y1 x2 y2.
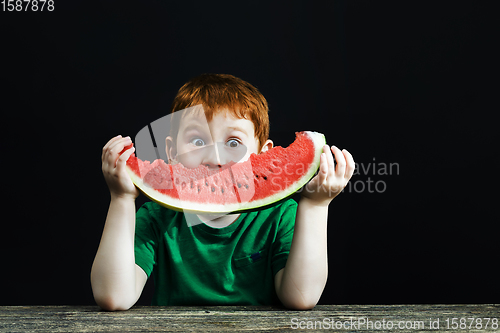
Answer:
1 305 498 332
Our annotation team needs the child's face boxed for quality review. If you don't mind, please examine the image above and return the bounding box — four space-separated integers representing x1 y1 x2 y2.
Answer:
166 109 271 169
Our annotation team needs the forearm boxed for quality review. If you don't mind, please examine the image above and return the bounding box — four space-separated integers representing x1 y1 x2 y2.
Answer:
91 196 138 309
278 196 328 309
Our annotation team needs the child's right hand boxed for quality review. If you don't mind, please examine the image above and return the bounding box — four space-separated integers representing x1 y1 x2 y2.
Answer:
102 135 139 200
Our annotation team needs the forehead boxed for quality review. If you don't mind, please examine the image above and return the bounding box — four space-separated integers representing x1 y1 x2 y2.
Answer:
179 107 255 134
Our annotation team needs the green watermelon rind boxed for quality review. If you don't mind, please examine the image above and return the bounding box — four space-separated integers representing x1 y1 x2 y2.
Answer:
126 131 326 214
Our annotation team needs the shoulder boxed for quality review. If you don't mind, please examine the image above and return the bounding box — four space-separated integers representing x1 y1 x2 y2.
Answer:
280 197 298 210
136 201 182 226
263 197 297 215
138 201 178 214
249 198 297 227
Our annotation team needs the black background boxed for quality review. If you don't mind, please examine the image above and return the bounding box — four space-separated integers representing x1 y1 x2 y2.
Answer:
1 0 496 306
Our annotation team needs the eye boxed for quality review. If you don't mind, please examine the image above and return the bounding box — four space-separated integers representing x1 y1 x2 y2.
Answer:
190 138 205 147
226 139 240 148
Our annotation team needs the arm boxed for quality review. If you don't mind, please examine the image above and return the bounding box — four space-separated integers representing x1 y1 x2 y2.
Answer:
275 145 355 310
91 135 146 311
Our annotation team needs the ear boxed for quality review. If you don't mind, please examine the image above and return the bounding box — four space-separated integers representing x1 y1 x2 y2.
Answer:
259 139 273 153
165 136 177 163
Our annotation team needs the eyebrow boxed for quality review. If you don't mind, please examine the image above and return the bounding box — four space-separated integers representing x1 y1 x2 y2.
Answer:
182 123 209 135
227 126 249 137
180 124 250 139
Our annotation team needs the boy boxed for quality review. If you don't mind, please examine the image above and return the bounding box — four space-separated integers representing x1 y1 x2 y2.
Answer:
92 74 355 311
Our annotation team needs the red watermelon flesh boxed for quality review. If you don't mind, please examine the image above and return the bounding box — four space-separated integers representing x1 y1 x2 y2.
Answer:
124 131 325 213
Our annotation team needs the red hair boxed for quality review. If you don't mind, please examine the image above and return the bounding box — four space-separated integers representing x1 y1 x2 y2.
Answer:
170 74 270 149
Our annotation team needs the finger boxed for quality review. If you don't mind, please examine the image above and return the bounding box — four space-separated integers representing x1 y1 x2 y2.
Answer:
306 152 327 191
108 136 130 153
116 145 135 174
318 152 328 185
107 137 132 168
103 135 122 150
342 149 355 180
331 146 346 178
102 135 122 161
323 145 335 181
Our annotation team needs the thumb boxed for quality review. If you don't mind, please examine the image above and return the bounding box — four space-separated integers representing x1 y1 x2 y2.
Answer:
306 153 327 191
116 145 135 173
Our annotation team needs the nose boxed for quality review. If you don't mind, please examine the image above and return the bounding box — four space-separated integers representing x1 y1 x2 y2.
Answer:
202 144 221 169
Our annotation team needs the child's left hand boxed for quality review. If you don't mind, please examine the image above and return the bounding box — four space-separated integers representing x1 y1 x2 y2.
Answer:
301 145 355 206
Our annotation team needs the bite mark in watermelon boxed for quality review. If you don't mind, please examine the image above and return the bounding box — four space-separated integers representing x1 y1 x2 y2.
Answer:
125 131 325 213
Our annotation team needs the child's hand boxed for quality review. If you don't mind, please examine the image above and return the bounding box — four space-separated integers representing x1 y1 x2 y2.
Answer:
301 145 355 206
101 135 139 200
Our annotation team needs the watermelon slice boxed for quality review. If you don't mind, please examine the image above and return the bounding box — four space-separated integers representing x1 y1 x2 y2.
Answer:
125 131 325 213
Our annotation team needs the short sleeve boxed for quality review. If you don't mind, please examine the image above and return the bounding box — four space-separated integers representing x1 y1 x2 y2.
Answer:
271 199 297 276
134 202 159 277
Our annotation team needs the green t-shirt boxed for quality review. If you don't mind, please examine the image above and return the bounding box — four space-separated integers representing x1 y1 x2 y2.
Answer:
134 199 297 306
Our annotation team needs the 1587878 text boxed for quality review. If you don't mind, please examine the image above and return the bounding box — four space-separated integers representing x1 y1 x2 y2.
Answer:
1 0 54 11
